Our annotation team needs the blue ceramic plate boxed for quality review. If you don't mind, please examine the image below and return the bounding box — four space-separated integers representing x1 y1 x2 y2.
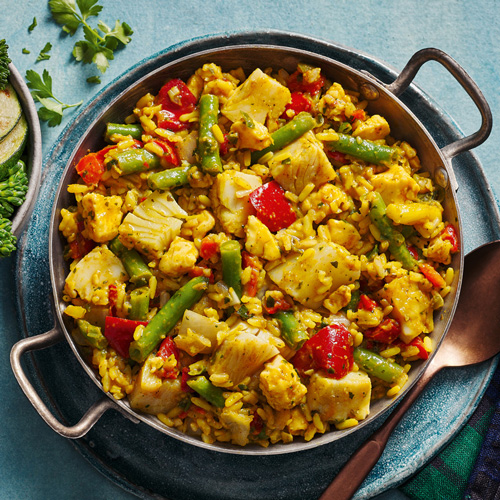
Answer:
15 31 500 500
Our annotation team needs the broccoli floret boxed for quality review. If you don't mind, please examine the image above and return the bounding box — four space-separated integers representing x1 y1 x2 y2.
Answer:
0 160 29 218
0 216 16 257
0 39 11 91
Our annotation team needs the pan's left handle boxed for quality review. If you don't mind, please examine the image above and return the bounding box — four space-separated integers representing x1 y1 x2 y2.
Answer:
385 48 492 161
10 328 127 439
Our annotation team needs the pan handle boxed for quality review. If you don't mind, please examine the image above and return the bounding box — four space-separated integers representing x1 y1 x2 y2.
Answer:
10 327 129 439
385 48 492 160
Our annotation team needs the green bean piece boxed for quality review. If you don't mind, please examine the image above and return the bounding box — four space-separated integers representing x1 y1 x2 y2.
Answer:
109 148 161 175
109 237 153 286
326 132 396 165
220 240 242 299
353 347 404 383
186 375 226 408
369 192 416 270
129 286 150 321
129 276 209 363
105 123 143 141
147 166 190 190
76 319 108 349
273 310 308 349
251 112 317 163
344 288 361 312
198 94 223 174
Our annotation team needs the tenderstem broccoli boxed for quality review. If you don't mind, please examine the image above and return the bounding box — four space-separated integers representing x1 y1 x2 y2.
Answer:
0 160 29 218
0 217 16 257
0 160 28 257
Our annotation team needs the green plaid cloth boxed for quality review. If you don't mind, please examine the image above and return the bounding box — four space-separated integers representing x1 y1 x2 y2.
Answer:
399 363 500 500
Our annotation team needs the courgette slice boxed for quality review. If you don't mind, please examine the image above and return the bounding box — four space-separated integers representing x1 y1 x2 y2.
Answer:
0 83 22 141
0 113 28 179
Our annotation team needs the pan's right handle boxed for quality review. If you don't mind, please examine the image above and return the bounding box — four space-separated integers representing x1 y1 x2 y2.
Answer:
385 48 493 161
10 328 120 439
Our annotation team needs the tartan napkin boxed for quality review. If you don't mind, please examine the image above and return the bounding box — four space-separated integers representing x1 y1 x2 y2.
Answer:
399 362 500 500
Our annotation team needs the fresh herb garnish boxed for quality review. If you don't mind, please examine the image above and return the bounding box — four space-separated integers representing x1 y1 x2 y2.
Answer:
49 0 133 74
36 42 52 62
86 75 101 84
28 17 38 32
22 48 31 54
25 69 83 126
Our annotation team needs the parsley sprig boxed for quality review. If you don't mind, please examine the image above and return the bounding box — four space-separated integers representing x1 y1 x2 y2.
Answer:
25 69 83 127
49 0 133 74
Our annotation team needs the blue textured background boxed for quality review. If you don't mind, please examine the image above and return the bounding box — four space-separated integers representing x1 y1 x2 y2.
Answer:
1 1 499 499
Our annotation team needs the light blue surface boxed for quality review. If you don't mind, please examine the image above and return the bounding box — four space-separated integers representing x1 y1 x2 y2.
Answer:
1 2 499 499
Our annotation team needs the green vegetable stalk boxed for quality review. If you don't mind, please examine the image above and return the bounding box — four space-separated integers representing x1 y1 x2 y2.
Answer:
369 192 416 270
198 94 223 174
129 286 150 321
251 112 317 163
109 148 161 175
326 132 396 165
353 347 404 383
147 166 190 190
186 375 226 408
274 310 308 349
220 240 242 299
76 319 108 350
129 276 209 363
105 123 143 141
109 237 152 286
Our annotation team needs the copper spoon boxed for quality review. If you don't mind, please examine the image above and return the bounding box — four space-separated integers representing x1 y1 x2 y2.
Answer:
320 240 500 500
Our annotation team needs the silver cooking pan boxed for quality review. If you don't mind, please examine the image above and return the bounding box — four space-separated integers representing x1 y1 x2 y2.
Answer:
10 39 492 456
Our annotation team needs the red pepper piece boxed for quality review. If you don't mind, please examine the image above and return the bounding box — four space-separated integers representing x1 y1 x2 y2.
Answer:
398 337 429 360
358 294 378 312
364 318 401 344
326 150 349 165
75 152 105 185
151 139 180 166
188 265 214 283
156 337 180 379
410 337 429 360
241 251 262 297
249 181 296 232
263 296 291 315
407 245 419 260
287 70 325 96
104 316 148 358
419 262 446 289
75 142 142 185
282 92 312 119
157 78 197 131
68 234 95 260
219 133 230 156
181 366 194 393
441 224 460 253
200 237 220 260
292 324 353 379
351 109 366 121
250 412 264 435
108 284 118 317
67 220 95 260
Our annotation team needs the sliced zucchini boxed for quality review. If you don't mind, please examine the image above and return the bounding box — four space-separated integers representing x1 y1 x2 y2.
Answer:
0 113 28 179
0 83 22 141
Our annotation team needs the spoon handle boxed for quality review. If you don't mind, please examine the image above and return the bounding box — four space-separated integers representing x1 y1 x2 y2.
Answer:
319 361 441 500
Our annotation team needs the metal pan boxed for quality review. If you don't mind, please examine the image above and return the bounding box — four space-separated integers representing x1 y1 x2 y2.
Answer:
10 38 492 456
